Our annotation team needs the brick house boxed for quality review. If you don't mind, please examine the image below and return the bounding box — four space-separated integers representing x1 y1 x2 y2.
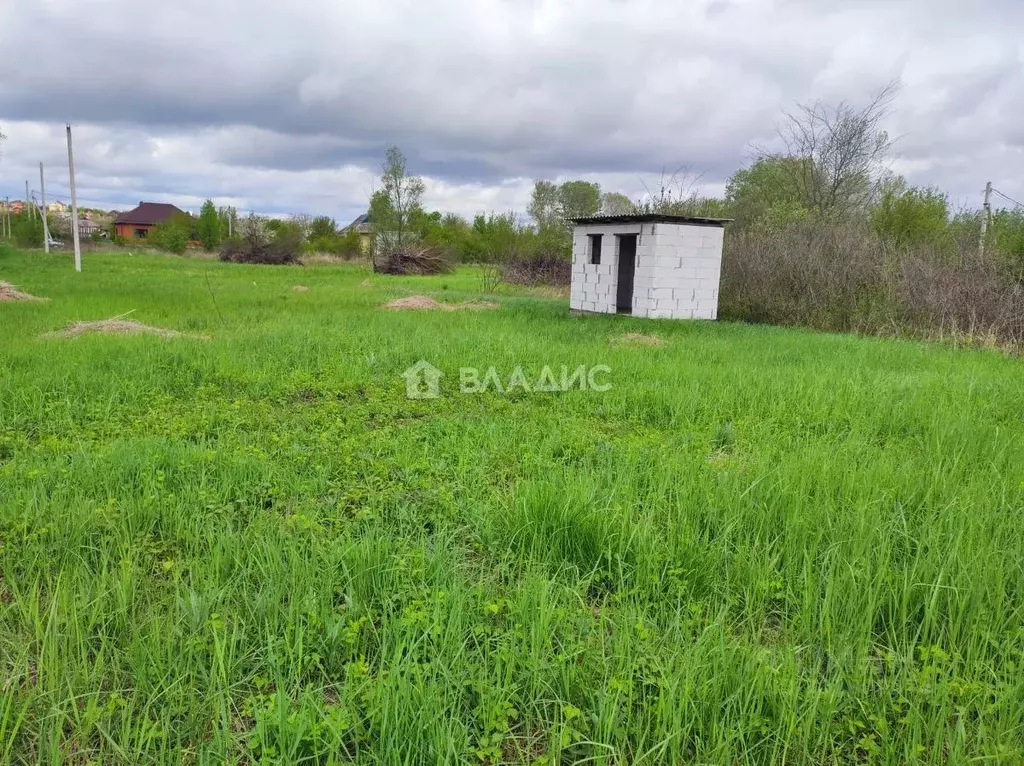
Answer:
342 213 373 251
113 202 186 240
569 213 730 320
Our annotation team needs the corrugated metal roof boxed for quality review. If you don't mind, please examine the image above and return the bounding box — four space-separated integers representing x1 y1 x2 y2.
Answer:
570 213 732 227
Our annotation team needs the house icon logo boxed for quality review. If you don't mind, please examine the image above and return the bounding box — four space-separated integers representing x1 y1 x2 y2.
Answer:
401 360 443 399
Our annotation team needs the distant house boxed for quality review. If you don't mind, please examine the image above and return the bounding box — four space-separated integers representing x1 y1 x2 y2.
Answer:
47 201 68 214
342 213 373 251
6 201 25 215
78 219 102 237
113 201 186 240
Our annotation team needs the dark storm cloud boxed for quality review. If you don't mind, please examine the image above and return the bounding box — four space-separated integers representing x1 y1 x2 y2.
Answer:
0 0 1020 218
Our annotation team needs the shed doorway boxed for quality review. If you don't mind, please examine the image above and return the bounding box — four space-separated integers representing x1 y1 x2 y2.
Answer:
615 234 637 313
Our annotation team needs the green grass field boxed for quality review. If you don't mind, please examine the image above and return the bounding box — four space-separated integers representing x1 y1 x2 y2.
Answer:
2 247 1023 763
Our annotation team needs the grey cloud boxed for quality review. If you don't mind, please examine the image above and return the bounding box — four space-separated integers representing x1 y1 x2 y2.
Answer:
0 0 1020 218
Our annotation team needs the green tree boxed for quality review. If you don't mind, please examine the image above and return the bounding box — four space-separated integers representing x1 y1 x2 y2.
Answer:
528 181 560 229
197 199 221 251
726 156 810 227
305 216 340 254
558 180 601 223
309 216 337 240
871 178 950 251
600 192 634 216
760 81 899 215
369 146 425 267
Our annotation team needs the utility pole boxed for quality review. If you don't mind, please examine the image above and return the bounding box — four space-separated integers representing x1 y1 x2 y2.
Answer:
39 162 51 253
2 196 8 238
25 180 33 222
67 123 82 272
979 181 992 258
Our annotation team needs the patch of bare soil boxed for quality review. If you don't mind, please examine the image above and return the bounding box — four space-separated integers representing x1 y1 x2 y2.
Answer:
0 281 44 302
383 295 498 311
42 319 195 339
614 332 665 347
292 285 309 293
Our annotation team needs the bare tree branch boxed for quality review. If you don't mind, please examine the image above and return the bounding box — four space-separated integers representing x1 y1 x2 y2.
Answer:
761 80 901 216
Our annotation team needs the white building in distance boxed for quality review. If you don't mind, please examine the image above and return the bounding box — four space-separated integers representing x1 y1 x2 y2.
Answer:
569 214 730 320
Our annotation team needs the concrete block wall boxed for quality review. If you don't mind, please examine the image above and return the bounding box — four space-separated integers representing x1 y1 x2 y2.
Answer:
570 222 724 320
646 223 723 319
569 224 643 315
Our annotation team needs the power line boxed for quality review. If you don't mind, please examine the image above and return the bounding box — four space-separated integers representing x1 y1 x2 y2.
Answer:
30 189 112 209
991 188 1023 209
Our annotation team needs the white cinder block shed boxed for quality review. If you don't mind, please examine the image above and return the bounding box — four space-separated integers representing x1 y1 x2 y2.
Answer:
569 214 730 320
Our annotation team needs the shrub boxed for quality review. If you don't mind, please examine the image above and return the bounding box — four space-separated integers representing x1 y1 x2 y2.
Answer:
337 227 364 258
151 214 192 255
10 214 43 248
721 215 1024 347
219 215 302 265
304 226 364 259
306 235 340 255
720 218 890 333
871 183 951 252
990 209 1024 280
454 213 570 265
895 251 1024 344
502 257 571 286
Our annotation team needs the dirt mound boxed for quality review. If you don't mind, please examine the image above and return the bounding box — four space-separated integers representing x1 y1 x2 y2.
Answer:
43 319 189 339
292 285 309 293
0 281 44 302
614 332 665 347
383 296 498 311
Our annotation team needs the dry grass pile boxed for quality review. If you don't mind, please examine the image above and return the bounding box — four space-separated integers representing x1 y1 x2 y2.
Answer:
613 332 666 347
42 319 192 339
375 248 453 276
383 296 498 312
0 280 44 302
292 285 310 293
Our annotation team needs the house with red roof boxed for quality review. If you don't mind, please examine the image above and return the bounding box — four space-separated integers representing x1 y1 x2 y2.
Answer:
113 201 186 240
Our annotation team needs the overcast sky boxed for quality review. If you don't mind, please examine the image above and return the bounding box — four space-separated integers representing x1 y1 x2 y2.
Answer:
0 0 1021 221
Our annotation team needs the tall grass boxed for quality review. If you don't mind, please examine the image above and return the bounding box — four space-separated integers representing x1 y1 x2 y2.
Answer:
1 247 1023 762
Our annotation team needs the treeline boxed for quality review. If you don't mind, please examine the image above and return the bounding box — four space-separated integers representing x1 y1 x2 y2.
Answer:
364 84 1024 346
708 84 1024 346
